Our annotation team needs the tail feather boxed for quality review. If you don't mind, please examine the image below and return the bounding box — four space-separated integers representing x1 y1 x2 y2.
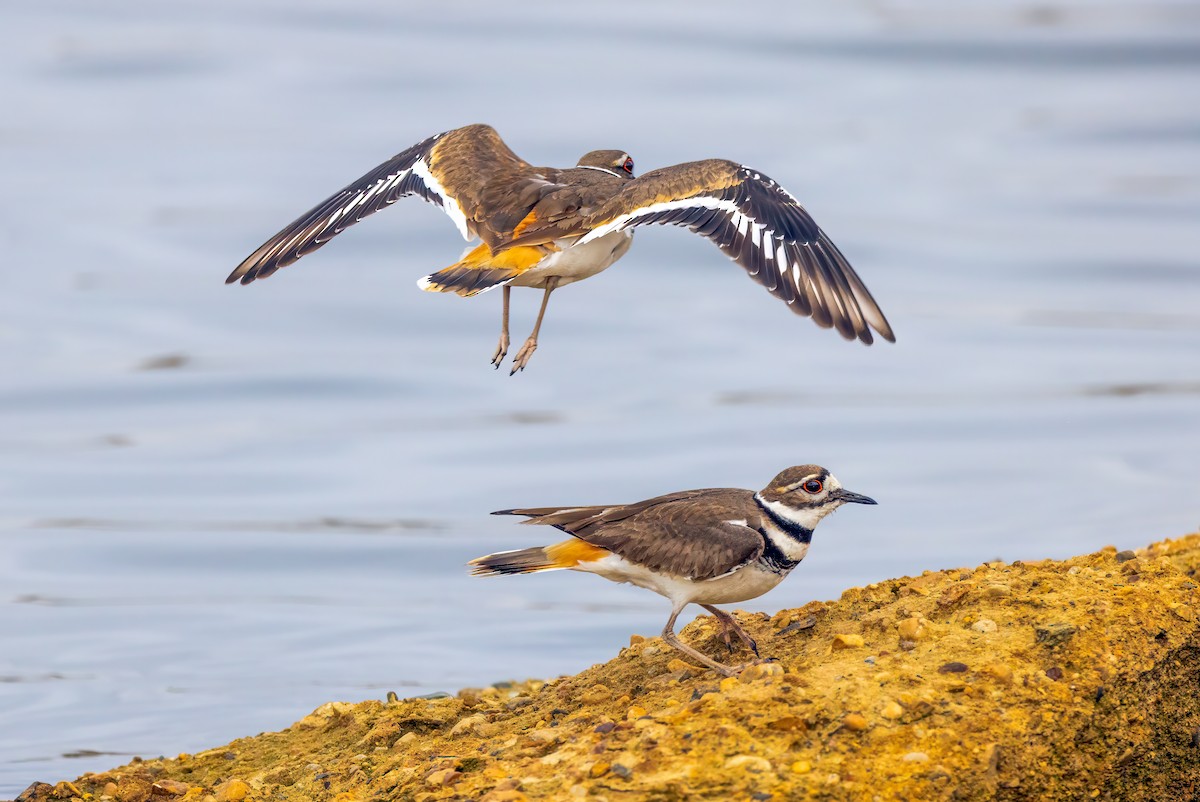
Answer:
469 545 555 576
469 539 610 577
419 243 547 297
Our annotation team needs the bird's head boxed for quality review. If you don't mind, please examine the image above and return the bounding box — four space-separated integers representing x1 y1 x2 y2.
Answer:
577 150 635 179
758 464 876 529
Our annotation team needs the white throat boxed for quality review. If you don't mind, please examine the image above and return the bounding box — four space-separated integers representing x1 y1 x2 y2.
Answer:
754 494 833 531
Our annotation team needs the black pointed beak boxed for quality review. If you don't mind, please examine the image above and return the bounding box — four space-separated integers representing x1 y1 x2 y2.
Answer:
833 488 877 505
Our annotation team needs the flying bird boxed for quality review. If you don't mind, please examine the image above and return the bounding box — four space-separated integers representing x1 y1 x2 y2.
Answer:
469 465 876 676
228 124 894 373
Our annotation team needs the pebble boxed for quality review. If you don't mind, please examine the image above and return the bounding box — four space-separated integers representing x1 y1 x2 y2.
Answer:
881 701 904 720
779 615 818 634
1115 550 1138 563
897 617 925 642
581 684 611 705
590 762 611 778
525 728 558 744
151 780 190 796
938 661 969 674
1035 623 1078 647
114 776 152 802
972 618 998 634
725 755 773 773
629 634 646 646
739 662 784 682
666 658 692 674
982 662 1014 684
611 763 633 780
1045 666 1064 681
843 713 869 731
983 584 1012 598
832 633 865 650
214 779 250 802
903 752 930 762
626 705 648 720
425 768 461 786
791 760 812 774
480 790 527 802
450 714 493 737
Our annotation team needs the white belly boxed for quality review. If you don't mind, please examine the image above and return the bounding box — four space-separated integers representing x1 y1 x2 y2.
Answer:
511 230 633 288
577 554 788 607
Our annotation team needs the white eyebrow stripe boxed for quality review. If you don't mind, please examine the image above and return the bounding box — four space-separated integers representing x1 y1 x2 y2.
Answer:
576 165 623 178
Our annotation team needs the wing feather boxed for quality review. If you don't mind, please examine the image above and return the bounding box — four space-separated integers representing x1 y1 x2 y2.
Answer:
493 489 765 581
575 160 894 344
227 124 532 285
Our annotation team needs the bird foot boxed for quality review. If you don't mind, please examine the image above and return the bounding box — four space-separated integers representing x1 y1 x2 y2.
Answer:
509 337 537 375
491 333 510 369
712 614 760 657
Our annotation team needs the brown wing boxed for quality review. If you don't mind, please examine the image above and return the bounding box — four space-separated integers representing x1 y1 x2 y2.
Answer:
227 124 548 285
494 488 765 581
527 159 894 345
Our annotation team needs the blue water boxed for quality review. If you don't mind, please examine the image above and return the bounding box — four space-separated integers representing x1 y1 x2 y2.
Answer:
2 0 1199 795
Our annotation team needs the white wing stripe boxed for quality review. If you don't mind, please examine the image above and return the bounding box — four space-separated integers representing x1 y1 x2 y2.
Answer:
410 157 471 241
578 195 744 244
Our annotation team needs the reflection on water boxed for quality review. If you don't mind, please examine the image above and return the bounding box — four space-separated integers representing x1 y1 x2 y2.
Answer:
2 0 1199 795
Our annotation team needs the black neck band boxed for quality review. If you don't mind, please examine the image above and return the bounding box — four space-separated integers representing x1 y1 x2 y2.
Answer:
755 495 814 544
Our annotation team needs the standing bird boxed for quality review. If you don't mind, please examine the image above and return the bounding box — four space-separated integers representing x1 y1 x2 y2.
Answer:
469 465 876 676
228 124 893 373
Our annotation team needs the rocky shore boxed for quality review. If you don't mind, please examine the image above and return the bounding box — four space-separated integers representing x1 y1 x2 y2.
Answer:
17 534 1200 802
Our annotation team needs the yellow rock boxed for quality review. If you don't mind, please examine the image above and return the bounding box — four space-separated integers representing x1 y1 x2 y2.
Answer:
982 662 1014 685
739 662 784 682
450 714 493 737
984 584 1012 598
580 684 610 705
665 658 691 673
791 760 812 774
151 780 190 796
832 633 865 650
843 713 869 731
724 755 772 773
589 762 610 778
425 768 460 786
881 701 904 720
214 779 249 802
626 705 647 720
897 616 926 642
480 790 527 802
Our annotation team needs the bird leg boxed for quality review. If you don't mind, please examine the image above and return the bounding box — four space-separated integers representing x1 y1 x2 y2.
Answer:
660 604 738 677
491 285 511 369
510 277 558 375
701 604 760 657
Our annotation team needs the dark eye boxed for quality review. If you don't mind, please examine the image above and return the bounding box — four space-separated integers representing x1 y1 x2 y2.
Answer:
622 158 634 174
802 479 823 494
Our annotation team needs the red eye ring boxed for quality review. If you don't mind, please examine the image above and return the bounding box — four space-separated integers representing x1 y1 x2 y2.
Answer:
802 479 823 494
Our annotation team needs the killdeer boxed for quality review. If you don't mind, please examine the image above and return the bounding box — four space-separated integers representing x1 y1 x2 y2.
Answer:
469 465 876 676
228 124 894 373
